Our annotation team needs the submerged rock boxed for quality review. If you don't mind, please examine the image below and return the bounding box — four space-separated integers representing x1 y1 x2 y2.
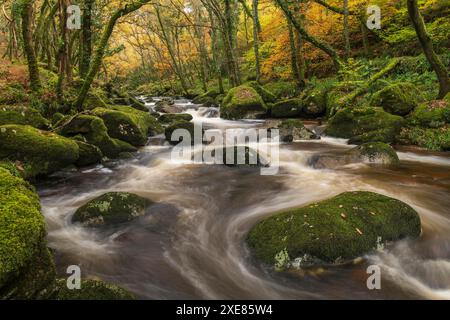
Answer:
0 124 79 178
154 98 181 113
158 113 193 124
247 191 421 267
310 142 399 169
220 85 267 120
277 119 320 142
0 167 55 299
0 105 49 129
72 192 153 227
325 107 405 144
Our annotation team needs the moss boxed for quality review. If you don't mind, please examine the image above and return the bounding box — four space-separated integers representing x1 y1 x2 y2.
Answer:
302 88 327 117
0 168 55 298
408 101 450 128
370 82 421 116
127 95 148 112
221 85 267 120
247 191 421 266
399 126 450 151
192 89 220 106
164 121 196 145
0 85 28 105
271 98 303 118
50 112 65 126
262 81 298 99
74 141 103 167
278 119 319 142
351 142 399 164
91 106 162 146
72 192 153 227
158 113 193 124
84 91 109 110
57 115 135 158
53 279 134 300
0 105 49 129
0 125 79 178
245 81 277 103
325 107 405 144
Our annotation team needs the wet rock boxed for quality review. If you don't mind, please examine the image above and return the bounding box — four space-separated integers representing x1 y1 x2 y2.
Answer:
270 98 303 118
158 113 193 124
72 192 153 227
154 98 181 113
220 85 267 120
74 140 103 167
370 82 421 116
276 119 320 142
52 279 134 300
247 191 421 267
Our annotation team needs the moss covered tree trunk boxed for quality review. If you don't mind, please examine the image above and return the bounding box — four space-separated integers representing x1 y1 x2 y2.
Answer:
75 0 151 110
343 0 350 58
252 0 261 83
407 0 450 99
80 0 94 79
20 0 41 92
287 20 301 87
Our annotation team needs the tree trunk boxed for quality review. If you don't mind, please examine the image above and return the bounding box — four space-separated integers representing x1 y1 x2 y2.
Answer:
343 0 350 58
80 0 94 79
20 0 41 92
287 20 301 86
224 0 240 86
56 0 68 101
252 0 261 83
75 0 152 110
407 0 450 99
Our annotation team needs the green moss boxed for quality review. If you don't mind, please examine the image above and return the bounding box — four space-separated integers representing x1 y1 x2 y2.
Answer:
192 89 220 106
370 82 421 116
158 113 193 124
221 86 267 120
325 107 405 144
352 142 399 164
72 192 153 227
53 279 134 300
247 191 421 266
0 125 79 178
50 112 65 126
0 167 55 298
302 88 328 117
127 95 148 112
245 81 277 103
0 105 49 129
91 106 162 146
271 99 303 118
57 115 135 158
0 85 28 105
278 119 319 142
74 141 103 167
164 121 196 145
408 101 450 128
399 126 450 151
262 81 298 99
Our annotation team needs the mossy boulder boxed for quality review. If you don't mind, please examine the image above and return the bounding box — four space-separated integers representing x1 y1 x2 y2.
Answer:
155 98 181 113
91 106 162 146
246 81 277 103
325 107 405 144
310 142 399 169
408 100 450 128
220 85 267 120
53 279 134 300
57 115 136 158
72 192 153 227
0 168 56 299
277 119 319 142
84 91 109 110
262 81 298 99
192 89 220 107
164 121 198 145
398 126 450 151
247 191 421 266
271 99 303 118
0 106 49 129
302 88 327 117
127 95 148 112
158 113 193 124
370 82 420 116
74 141 103 167
0 125 79 178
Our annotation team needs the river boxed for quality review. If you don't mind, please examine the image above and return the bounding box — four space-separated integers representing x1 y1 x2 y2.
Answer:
37 98 450 300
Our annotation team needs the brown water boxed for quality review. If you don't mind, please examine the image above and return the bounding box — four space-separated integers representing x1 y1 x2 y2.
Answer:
38 99 450 300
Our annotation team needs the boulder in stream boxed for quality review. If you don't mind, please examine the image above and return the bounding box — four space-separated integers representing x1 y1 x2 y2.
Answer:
158 113 193 124
220 85 267 120
247 191 421 268
276 119 320 142
370 82 420 116
52 279 134 300
0 105 50 129
72 192 153 227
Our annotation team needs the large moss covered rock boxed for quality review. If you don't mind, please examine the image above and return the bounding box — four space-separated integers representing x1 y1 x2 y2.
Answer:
158 113 193 124
0 125 79 178
277 119 319 142
325 107 405 144
302 88 328 117
271 99 303 118
72 192 153 227
220 85 267 120
53 279 134 300
247 191 421 266
0 168 55 299
192 89 220 107
91 106 162 146
74 140 103 167
57 115 136 158
0 106 49 129
398 126 450 151
370 82 420 116
310 142 399 169
408 100 450 128
246 81 277 103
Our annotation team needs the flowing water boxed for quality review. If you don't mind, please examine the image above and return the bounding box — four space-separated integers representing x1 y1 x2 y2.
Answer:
37 98 450 300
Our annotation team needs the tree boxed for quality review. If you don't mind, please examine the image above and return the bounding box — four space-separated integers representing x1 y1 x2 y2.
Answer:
80 0 94 79
407 0 450 99
252 0 261 83
75 0 153 110
343 0 350 58
20 0 41 92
